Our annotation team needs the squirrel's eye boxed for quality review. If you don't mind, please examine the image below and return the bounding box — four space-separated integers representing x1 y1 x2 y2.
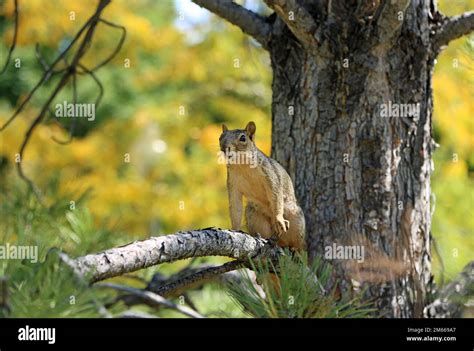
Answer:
239 135 246 142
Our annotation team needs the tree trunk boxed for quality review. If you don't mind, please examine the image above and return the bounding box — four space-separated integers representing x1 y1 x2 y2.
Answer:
270 2 435 318
194 0 474 318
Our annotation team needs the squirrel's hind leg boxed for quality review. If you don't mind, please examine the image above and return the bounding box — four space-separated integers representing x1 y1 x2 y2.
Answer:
245 202 272 238
282 206 306 252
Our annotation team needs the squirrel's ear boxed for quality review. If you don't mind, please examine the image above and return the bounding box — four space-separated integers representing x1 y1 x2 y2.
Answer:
246 121 256 140
222 124 228 132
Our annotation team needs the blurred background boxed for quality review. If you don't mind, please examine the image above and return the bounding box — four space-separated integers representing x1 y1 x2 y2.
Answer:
0 0 472 317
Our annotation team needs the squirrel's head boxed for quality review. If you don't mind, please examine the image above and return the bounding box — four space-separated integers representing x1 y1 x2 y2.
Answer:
219 121 256 153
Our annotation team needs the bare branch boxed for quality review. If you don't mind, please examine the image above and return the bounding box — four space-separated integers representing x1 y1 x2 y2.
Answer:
0 0 108 132
192 0 271 49
51 71 78 145
14 0 110 199
34 43 69 79
433 11 474 52
72 228 283 283
51 62 105 145
1 0 127 199
113 264 257 309
149 260 246 297
119 311 159 318
78 64 104 108
95 282 205 318
16 72 72 202
375 0 410 43
91 18 127 71
264 0 318 49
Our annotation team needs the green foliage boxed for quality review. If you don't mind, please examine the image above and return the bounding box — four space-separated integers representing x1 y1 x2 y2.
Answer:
227 252 375 318
431 172 474 283
1 250 113 318
0 179 121 255
0 183 123 317
0 181 240 318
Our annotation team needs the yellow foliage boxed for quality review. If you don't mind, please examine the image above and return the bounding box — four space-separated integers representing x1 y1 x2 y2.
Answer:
1 0 182 68
200 124 221 152
443 160 468 179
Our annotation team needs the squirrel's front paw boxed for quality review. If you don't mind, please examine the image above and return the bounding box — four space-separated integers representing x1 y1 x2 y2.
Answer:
275 216 289 236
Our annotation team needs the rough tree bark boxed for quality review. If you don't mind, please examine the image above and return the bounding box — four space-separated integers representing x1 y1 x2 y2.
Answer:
193 0 474 317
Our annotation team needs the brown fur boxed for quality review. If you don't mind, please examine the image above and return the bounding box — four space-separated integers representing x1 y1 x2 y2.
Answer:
219 121 306 251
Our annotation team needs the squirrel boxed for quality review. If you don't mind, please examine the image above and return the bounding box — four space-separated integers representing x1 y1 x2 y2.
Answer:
219 121 306 251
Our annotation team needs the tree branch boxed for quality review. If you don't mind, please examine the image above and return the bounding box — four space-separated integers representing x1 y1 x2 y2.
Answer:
263 0 318 49
149 259 246 297
433 11 474 52
192 0 271 49
72 228 283 283
0 0 111 132
119 310 159 318
0 0 121 203
95 282 205 318
424 261 474 318
112 263 260 310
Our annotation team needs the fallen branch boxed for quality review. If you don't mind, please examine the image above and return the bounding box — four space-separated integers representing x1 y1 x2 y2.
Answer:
72 228 283 283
